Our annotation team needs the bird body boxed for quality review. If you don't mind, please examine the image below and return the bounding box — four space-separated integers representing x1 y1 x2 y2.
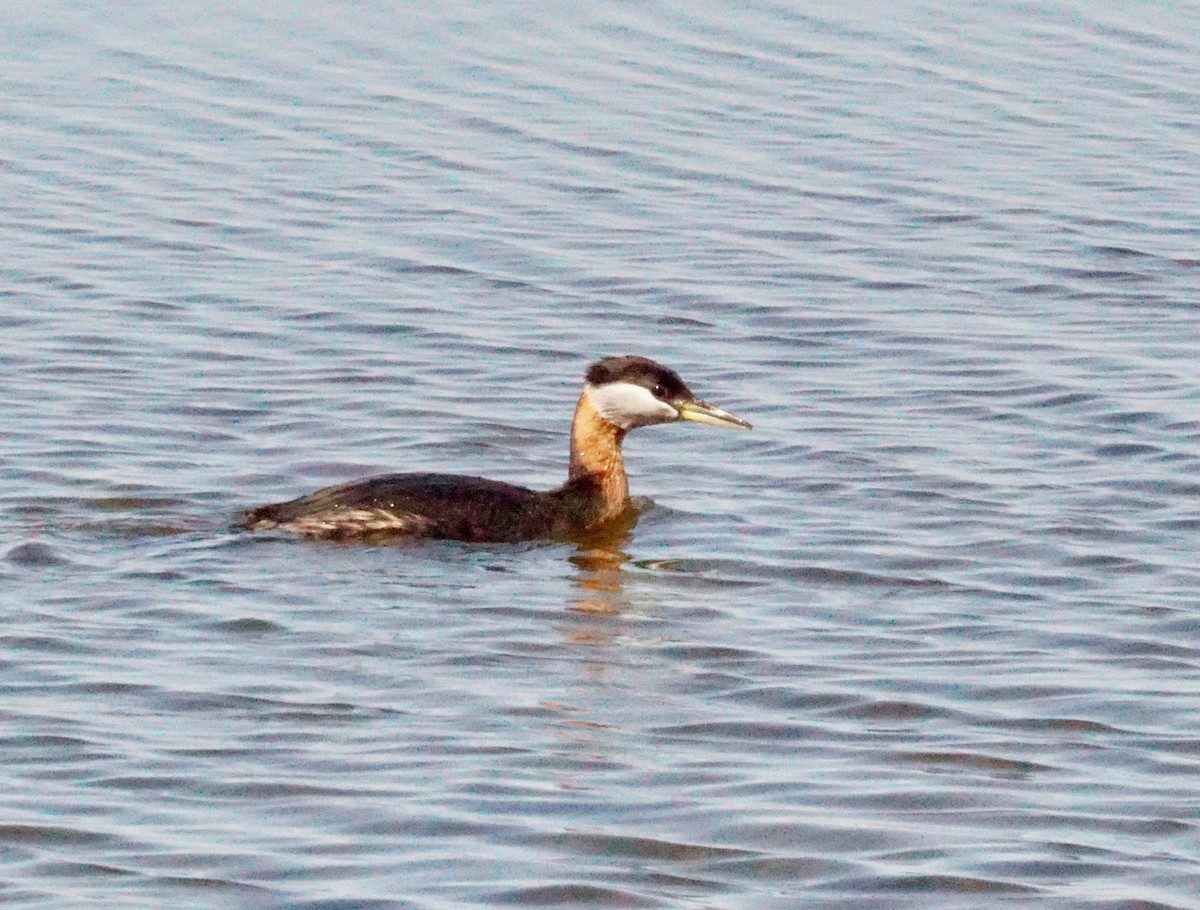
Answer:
240 356 749 543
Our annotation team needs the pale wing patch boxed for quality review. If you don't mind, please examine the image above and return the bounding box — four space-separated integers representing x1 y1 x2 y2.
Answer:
585 382 678 429
278 508 435 539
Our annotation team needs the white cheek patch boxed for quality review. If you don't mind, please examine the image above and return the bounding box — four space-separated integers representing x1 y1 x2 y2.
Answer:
585 382 679 429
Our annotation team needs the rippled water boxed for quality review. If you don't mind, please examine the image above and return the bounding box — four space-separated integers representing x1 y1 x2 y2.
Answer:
4 1 1200 907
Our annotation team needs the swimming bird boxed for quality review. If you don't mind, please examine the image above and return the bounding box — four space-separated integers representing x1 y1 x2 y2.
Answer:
239 355 750 543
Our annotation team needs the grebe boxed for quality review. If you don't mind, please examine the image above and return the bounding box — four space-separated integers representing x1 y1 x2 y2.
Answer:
239 355 750 543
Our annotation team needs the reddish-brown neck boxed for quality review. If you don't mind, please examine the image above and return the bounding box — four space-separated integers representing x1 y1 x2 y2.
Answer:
568 391 630 521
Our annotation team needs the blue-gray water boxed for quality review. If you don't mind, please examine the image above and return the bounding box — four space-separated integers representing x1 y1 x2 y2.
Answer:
3 2 1200 907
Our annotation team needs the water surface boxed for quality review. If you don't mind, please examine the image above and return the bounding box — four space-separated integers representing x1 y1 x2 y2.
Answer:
3 1 1199 907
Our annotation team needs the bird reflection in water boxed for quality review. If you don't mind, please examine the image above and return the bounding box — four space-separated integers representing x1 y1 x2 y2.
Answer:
568 513 639 618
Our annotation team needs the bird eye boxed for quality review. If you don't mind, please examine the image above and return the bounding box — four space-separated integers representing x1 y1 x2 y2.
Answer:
652 384 666 399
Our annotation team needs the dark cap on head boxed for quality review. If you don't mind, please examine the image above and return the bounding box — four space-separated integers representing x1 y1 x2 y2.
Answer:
585 355 693 402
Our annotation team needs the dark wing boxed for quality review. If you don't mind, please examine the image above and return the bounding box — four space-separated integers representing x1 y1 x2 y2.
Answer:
240 472 560 542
